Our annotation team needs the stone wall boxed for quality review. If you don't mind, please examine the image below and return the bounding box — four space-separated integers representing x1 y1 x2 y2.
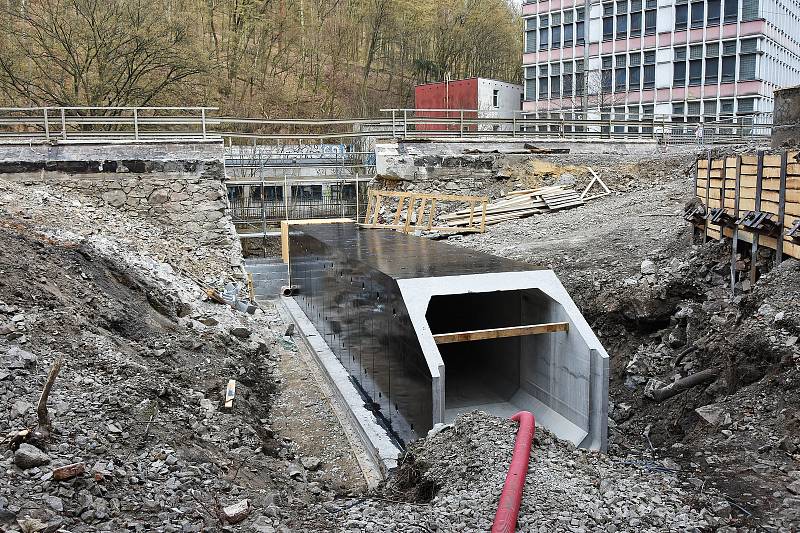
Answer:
0 141 242 271
772 85 800 148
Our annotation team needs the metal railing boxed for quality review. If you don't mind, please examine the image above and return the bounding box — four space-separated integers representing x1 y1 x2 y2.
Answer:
0 106 774 145
0 106 217 142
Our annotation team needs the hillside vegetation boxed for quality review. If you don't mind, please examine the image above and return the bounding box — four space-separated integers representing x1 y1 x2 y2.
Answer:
0 0 522 117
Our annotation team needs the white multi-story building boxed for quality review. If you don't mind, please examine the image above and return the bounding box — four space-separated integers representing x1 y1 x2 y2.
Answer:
522 0 800 124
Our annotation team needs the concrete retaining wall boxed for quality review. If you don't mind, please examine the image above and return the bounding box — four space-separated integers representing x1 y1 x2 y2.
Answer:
0 141 241 271
375 140 658 191
772 85 800 148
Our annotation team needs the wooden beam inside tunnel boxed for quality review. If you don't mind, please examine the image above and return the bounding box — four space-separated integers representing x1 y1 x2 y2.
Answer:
432 322 570 344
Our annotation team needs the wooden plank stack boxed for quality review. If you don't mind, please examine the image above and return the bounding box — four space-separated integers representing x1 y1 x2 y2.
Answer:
695 150 800 260
442 186 584 227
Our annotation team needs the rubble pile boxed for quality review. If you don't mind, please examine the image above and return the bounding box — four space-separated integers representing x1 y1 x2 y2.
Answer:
0 225 345 532
333 412 727 532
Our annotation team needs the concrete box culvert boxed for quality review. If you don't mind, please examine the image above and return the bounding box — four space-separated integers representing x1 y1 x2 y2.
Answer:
286 223 609 451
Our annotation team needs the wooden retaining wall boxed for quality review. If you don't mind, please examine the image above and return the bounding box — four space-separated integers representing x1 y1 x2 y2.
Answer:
695 150 800 260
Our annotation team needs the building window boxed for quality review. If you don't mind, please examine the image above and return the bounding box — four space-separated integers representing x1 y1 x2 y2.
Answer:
616 14 628 38
740 38 758 53
720 98 734 114
551 75 561 97
577 7 585 21
603 17 614 40
739 53 757 79
674 62 687 85
564 24 574 47
705 58 719 83
675 47 688 61
690 44 703 59
552 12 561 24
525 19 537 53
631 12 642 36
689 59 702 84
673 102 685 115
552 26 561 48
741 0 758 20
644 9 657 34
538 77 549 98
539 28 549 50
721 56 736 82
603 3 614 15
539 14 549 27
687 101 701 119
565 10 574 23
615 69 626 91
708 0 721 24
704 100 717 116
600 68 613 93
724 0 738 22
629 65 641 88
738 97 754 113
576 21 585 45
643 65 655 88
617 0 628 13
564 74 574 96
707 42 719 56
525 79 535 100
492 89 500 107
691 2 704 28
676 4 688 29
576 73 585 96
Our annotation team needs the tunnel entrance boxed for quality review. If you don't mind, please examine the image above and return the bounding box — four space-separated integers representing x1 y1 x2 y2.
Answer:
425 289 569 422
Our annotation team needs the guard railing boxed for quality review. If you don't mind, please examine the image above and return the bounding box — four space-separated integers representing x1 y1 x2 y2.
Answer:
0 106 773 145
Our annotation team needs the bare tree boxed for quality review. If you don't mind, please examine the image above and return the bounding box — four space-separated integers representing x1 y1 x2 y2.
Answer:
0 0 205 107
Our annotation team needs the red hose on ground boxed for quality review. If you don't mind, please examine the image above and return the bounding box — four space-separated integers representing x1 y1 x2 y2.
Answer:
491 411 535 533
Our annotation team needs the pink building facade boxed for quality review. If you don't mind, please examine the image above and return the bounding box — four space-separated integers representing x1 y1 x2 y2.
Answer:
522 0 800 123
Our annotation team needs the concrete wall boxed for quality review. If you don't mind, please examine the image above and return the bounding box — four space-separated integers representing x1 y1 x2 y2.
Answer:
772 85 800 148
0 141 242 271
374 140 658 195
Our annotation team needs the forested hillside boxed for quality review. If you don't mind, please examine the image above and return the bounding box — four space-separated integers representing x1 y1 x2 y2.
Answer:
0 0 522 117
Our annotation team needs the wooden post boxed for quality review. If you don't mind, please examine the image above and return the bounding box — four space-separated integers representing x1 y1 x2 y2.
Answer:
704 151 712 242
428 199 437 230
480 200 487 233
776 151 788 264
364 190 374 224
372 193 382 225
750 150 764 286
730 155 741 297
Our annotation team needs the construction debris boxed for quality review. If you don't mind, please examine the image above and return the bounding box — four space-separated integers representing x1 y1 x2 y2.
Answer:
52 463 85 481
222 499 251 524
443 186 585 227
224 379 236 409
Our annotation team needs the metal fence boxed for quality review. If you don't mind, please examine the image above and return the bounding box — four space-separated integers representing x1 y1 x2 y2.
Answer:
0 106 217 141
0 106 773 145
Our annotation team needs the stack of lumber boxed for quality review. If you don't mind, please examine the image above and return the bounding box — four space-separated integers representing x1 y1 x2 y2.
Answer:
442 186 584 227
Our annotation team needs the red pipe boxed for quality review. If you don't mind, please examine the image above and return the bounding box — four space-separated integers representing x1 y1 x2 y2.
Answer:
491 411 535 533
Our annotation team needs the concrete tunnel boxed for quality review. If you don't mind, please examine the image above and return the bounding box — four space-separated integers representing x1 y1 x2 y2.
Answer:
284 222 609 452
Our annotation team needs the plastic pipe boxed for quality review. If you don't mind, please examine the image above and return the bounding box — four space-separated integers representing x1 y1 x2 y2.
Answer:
491 411 535 533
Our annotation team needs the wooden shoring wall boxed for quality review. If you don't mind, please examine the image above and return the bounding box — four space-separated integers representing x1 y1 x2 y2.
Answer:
695 150 800 260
